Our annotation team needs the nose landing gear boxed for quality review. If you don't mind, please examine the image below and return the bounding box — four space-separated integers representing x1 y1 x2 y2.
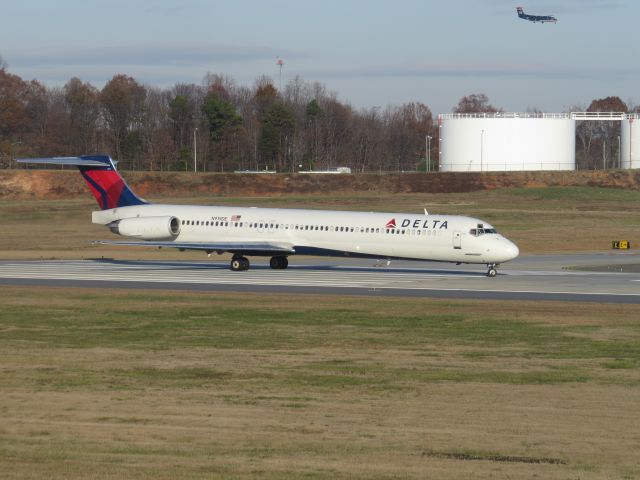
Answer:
486 263 498 277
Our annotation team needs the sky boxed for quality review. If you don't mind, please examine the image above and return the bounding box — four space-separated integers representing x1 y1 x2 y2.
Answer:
1 0 638 114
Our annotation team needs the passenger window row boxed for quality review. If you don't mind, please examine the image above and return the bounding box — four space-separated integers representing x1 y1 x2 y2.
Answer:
180 219 440 236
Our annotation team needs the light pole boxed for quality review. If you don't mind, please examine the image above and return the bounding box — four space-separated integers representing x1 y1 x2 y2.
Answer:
9 141 22 169
276 58 284 91
368 106 381 171
618 135 621 169
193 127 198 173
426 135 432 173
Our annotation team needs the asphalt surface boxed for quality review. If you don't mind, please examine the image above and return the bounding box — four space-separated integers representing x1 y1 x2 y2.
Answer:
1 252 639 303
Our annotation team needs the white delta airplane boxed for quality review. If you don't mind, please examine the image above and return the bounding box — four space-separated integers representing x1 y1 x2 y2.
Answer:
18 155 519 277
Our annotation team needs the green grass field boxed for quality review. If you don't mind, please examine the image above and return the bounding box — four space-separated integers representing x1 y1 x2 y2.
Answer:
2 288 640 479
2 186 640 478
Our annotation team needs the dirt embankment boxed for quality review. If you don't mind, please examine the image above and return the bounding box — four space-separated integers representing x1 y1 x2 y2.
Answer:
2 169 640 200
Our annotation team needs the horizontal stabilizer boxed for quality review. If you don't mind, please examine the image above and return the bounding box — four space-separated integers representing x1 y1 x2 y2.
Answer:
17 156 110 167
17 155 146 210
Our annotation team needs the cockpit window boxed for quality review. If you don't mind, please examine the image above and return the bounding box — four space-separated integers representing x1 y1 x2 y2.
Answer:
469 227 498 237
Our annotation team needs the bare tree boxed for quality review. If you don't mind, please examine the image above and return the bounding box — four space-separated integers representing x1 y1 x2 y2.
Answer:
587 96 627 169
64 78 100 153
100 74 147 166
568 104 597 170
453 93 502 114
141 86 172 171
202 72 236 95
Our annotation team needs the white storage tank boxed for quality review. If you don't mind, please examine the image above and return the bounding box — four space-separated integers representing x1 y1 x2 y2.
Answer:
621 114 640 169
439 113 576 172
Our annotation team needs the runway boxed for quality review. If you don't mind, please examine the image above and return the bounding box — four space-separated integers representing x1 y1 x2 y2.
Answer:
1 252 639 303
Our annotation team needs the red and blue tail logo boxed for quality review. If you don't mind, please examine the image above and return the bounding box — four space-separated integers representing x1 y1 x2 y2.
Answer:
16 155 147 210
78 156 146 210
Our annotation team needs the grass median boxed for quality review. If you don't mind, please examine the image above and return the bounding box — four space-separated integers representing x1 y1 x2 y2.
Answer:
2 287 640 479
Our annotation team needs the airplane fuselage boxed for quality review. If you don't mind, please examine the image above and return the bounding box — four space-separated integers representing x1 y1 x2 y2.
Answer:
93 204 520 265
18 155 519 276
517 7 557 23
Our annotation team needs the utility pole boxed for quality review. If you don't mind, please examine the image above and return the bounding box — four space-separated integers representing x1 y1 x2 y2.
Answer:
194 127 198 173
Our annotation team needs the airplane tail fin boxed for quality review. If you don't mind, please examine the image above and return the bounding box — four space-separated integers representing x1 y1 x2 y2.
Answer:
17 155 147 210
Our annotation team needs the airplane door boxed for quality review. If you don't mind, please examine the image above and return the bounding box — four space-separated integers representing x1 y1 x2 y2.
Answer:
453 231 462 249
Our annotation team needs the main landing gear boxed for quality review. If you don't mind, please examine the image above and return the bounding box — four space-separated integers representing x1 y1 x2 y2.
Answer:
269 256 289 270
230 255 250 271
486 263 498 278
229 255 289 271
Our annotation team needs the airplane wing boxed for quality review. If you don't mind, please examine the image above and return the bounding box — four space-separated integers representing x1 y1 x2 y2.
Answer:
95 240 295 255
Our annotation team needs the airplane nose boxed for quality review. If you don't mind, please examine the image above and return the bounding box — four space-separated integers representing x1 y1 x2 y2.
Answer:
491 236 519 262
504 240 519 261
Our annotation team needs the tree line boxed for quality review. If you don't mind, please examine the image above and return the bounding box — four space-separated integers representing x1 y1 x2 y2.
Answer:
0 58 636 172
0 64 437 173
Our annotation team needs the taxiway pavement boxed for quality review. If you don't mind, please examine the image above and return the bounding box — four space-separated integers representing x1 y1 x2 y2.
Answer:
0 252 639 303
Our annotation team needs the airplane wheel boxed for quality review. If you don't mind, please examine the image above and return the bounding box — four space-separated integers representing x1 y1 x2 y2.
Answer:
231 257 249 271
487 268 497 277
270 256 288 269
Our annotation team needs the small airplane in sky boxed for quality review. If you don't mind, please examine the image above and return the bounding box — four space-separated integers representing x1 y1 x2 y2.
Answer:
17 155 519 277
516 6 557 24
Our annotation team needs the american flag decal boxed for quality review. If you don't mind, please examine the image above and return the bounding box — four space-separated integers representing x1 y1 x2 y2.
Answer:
231 215 241 222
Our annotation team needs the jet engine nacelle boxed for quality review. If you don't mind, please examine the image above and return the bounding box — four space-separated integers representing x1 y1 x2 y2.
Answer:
108 216 181 240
